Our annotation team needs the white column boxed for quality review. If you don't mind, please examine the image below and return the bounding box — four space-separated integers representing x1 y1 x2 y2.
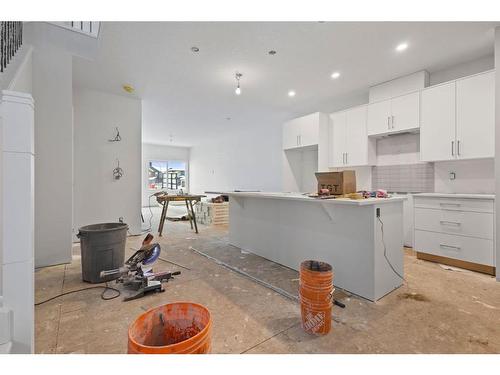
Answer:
495 27 500 282
0 90 35 353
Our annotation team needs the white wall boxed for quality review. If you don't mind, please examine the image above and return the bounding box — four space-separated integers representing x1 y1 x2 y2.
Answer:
32 46 73 268
434 159 495 194
8 46 33 95
494 27 500 281
73 88 142 236
190 122 282 194
283 148 318 193
142 143 190 206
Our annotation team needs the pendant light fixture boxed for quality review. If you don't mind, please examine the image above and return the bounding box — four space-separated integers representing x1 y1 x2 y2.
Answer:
235 72 242 95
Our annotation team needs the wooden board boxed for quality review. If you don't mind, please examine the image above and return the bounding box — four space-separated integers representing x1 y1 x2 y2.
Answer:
416 251 496 276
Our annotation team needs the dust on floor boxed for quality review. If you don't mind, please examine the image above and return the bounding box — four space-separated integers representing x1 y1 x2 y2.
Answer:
35 220 500 354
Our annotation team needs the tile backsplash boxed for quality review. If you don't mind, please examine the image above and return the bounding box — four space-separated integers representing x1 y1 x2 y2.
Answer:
372 164 434 193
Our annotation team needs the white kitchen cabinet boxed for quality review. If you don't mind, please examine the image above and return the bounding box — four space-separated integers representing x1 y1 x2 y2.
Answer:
456 71 495 160
391 92 420 132
282 112 320 150
367 99 391 136
329 105 375 167
330 111 347 167
413 194 495 274
420 70 495 162
367 92 420 136
420 81 456 161
282 120 301 150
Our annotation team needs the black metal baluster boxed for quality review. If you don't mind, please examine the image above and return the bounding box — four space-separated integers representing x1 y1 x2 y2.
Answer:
0 21 23 73
1 22 4 72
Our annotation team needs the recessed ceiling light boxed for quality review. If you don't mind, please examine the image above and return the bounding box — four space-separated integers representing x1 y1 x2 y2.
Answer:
331 72 340 79
288 90 296 97
122 84 134 93
191 46 200 53
268 50 277 55
395 42 408 52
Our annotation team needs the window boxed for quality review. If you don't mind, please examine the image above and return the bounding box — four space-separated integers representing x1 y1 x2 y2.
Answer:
148 160 187 191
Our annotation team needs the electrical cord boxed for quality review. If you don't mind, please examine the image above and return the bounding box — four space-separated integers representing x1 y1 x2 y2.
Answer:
34 282 121 306
377 216 406 282
124 194 157 237
147 193 155 232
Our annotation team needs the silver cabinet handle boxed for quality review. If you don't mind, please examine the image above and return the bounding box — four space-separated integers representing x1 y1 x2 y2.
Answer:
451 140 454 156
387 116 390 130
343 152 346 164
457 140 460 156
440 220 461 226
345 153 348 165
439 244 461 250
391 115 395 129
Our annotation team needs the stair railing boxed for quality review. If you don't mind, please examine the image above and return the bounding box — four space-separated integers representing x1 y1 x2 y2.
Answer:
0 22 23 73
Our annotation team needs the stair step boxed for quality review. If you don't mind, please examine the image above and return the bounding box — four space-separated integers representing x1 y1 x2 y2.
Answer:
0 303 13 345
0 341 13 354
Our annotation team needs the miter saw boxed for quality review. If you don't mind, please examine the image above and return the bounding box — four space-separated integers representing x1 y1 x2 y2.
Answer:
100 234 180 301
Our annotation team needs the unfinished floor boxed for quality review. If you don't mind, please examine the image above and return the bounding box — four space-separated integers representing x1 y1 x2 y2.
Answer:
35 211 500 353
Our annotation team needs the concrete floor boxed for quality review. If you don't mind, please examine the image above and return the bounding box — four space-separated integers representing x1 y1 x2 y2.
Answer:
35 209 500 353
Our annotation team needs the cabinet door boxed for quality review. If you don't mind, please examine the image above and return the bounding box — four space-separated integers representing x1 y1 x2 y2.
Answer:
367 99 391 136
282 120 300 150
420 82 456 161
299 113 320 147
456 71 495 159
391 91 420 132
345 106 368 166
329 112 346 167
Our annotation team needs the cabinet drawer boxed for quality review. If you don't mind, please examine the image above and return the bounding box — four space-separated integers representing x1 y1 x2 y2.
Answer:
414 208 493 240
414 197 493 213
414 230 494 266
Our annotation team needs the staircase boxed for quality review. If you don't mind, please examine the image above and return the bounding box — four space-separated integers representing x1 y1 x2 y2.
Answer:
0 21 23 355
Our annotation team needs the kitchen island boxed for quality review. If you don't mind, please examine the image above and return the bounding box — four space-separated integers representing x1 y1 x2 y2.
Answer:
227 192 406 301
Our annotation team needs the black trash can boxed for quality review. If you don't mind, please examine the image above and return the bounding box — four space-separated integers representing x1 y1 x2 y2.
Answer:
77 222 128 283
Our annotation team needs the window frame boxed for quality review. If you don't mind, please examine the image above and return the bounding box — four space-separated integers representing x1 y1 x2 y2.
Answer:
146 159 188 193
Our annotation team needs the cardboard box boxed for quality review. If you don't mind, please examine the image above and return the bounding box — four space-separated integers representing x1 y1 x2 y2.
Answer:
315 171 356 195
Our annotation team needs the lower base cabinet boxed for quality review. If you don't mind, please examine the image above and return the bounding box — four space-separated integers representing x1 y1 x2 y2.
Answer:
413 194 496 276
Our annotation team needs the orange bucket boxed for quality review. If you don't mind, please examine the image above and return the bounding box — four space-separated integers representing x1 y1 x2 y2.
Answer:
128 302 212 354
299 260 334 335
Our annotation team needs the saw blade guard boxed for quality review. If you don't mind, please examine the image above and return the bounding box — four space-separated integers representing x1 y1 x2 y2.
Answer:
143 243 161 265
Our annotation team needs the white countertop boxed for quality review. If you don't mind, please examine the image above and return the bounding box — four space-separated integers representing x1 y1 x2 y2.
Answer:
226 191 406 206
414 193 495 200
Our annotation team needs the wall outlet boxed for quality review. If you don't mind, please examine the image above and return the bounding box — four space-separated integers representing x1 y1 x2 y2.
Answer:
449 172 456 180
376 207 381 217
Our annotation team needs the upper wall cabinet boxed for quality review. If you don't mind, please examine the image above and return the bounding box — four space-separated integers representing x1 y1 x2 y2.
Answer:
455 71 495 160
420 81 456 161
282 112 321 150
329 105 376 168
367 92 420 136
420 70 495 162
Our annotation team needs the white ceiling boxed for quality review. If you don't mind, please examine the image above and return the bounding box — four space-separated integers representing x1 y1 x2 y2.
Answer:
73 22 498 147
